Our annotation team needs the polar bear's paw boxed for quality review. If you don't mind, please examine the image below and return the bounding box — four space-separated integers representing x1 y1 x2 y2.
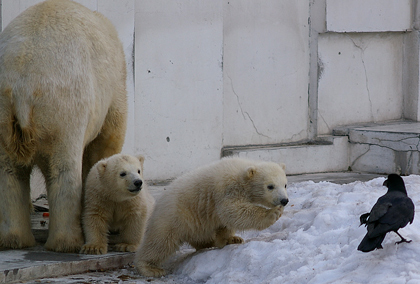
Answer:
45 234 83 253
0 231 36 249
227 235 244 245
137 262 166 277
114 243 137 252
80 243 108 254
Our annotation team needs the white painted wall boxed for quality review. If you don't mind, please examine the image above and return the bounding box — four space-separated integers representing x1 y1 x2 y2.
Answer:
222 0 310 146
134 0 312 180
134 0 224 179
326 0 412 32
317 33 404 135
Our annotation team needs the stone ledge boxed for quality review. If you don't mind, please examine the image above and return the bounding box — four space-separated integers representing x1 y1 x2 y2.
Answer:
332 120 420 136
221 136 349 175
0 247 134 283
336 120 420 175
339 120 420 151
221 139 333 157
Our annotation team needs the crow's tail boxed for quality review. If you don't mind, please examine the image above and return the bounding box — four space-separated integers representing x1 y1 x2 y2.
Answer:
357 233 386 252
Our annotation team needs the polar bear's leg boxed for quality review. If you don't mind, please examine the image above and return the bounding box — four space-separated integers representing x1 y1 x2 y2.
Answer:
214 227 244 248
135 224 180 277
136 238 179 277
114 209 147 253
80 207 110 255
189 227 243 250
42 148 84 253
0 159 35 249
190 240 215 250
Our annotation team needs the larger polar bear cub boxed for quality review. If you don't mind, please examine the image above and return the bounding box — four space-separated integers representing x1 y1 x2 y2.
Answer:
0 0 127 252
135 157 289 277
81 154 155 255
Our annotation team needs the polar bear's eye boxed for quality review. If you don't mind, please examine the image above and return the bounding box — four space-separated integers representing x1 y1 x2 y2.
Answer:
138 170 141 174
267 185 275 190
120 172 126 177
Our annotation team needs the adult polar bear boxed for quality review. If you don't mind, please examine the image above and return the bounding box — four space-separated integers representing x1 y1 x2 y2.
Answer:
0 0 127 252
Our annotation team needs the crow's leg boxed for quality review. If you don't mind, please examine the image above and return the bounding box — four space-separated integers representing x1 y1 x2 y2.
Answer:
395 231 412 244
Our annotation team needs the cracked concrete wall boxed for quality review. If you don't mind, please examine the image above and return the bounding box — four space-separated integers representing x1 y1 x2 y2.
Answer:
136 0 311 180
222 0 310 147
347 122 420 175
317 33 404 135
317 0 416 136
350 144 420 175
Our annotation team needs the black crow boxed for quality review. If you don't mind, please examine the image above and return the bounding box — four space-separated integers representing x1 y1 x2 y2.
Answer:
357 174 415 252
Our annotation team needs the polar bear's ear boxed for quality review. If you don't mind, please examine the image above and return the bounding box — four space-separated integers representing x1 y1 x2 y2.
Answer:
137 155 145 167
246 166 257 179
97 161 107 175
279 163 286 170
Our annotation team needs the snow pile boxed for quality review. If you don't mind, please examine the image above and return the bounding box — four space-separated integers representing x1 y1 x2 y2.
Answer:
174 175 420 284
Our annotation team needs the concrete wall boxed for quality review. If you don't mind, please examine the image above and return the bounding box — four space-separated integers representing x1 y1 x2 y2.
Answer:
326 0 412 33
317 0 412 135
1 0 420 186
222 1 310 146
317 33 404 135
135 0 311 179
135 0 224 179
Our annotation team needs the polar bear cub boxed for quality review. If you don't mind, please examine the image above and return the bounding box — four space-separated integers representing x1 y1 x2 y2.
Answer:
81 154 155 254
135 157 288 277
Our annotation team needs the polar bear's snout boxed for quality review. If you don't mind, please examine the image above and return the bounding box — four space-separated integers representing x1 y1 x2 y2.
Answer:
273 197 289 207
129 179 143 192
280 198 289 206
134 179 143 188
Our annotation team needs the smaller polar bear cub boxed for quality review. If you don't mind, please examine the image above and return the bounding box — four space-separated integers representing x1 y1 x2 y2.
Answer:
81 154 154 254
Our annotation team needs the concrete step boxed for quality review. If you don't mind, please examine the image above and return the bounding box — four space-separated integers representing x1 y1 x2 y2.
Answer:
0 246 134 283
334 120 420 175
0 212 135 283
221 136 349 175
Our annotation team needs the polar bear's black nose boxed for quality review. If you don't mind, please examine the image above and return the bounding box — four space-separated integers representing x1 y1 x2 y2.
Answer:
134 179 143 189
280 198 289 206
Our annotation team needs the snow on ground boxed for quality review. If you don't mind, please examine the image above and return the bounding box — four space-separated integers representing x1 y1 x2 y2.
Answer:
27 175 420 284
